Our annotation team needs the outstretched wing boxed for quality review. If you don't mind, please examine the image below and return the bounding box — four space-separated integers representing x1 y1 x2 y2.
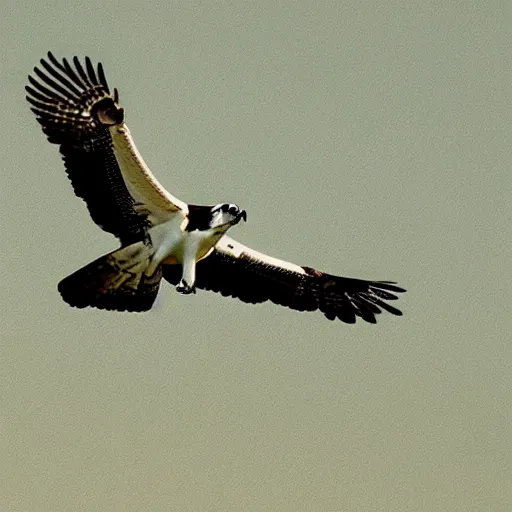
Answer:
26 52 187 245
163 236 405 324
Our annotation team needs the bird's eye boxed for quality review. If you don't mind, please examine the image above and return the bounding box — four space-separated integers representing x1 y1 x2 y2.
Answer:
228 205 238 216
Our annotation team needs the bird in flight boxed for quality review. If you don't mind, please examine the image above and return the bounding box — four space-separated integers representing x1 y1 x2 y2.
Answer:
26 52 405 323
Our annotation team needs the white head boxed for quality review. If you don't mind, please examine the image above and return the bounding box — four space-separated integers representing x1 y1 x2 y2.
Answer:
210 203 247 229
186 203 247 234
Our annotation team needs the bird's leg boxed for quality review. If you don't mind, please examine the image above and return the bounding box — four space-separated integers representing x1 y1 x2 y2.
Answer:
176 239 199 295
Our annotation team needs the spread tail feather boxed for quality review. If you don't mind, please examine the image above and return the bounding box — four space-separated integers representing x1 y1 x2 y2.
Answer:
58 242 161 312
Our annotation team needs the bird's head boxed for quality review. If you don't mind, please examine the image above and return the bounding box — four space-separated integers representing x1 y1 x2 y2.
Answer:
210 203 247 229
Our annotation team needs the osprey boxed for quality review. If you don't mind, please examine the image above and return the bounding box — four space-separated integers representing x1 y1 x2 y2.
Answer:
26 52 405 324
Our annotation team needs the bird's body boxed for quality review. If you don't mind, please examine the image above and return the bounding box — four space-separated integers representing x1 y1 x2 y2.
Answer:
26 52 405 323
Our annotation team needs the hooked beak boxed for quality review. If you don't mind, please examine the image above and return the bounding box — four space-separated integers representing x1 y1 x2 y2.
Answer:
239 210 247 222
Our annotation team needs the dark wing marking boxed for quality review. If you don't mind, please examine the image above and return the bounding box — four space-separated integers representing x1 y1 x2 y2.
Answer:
58 242 162 312
26 52 150 245
162 237 405 324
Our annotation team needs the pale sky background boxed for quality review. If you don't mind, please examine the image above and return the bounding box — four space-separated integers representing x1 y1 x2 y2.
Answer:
1 1 511 511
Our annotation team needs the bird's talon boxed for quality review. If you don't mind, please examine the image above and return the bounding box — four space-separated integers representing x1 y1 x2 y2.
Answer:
176 280 196 295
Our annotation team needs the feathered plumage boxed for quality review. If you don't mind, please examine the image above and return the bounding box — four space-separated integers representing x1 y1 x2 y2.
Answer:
27 53 405 323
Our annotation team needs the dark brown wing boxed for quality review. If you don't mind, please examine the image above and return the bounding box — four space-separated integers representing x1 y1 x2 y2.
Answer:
163 237 405 324
58 242 162 312
26 52 150 245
